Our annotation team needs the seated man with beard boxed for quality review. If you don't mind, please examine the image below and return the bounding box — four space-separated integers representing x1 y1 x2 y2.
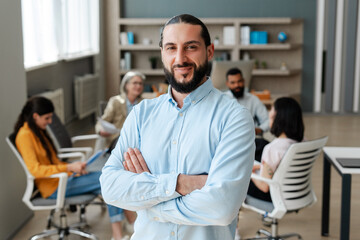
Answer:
225 67 269 160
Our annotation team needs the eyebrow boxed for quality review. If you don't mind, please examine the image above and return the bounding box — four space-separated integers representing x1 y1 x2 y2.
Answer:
163 40 202 48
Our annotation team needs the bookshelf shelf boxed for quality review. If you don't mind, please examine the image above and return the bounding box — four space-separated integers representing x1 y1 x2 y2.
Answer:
104 8 303 99
240 43 302 50
252 68 301 76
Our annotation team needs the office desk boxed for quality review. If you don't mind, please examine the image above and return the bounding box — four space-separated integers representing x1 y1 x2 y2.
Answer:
321 147 360 240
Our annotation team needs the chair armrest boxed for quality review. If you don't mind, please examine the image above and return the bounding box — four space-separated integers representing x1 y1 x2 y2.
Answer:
58 152 86 162
48 172 68 209
71 134 99 143
58 147 93 159
250 173 279 189
249 173 287 218
29 172 68 211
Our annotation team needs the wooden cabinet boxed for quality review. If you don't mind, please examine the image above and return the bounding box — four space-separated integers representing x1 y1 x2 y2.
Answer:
105 14 303 100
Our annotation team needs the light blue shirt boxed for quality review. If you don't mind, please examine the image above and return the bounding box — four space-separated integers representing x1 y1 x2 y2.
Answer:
100 79 255 240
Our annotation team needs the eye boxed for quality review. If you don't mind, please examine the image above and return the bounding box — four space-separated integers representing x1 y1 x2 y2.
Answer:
166 46 176 51
186 45 197 50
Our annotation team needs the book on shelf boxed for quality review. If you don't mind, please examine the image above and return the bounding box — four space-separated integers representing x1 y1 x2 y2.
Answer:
124 52 131 70
223 26 235 45
240 26 251 45
120 32 128 45
127 32 134 45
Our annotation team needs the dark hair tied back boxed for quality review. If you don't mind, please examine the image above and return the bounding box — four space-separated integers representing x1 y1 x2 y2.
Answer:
14 96 56 162
159 14 211 48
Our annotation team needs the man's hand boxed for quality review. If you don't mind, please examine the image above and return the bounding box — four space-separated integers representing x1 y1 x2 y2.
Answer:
255 128 263 136
176 174 208 196
123 148 150 173
123 148 207 196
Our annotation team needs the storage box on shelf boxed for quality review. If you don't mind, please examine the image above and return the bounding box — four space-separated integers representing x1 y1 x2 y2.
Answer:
107 17 303 102
239 18 303 100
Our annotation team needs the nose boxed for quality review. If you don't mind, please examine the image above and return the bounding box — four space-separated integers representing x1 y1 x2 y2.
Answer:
175 48 187 65
237 81 245 88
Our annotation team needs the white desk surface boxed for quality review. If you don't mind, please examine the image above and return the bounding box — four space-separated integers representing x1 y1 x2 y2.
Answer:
323 147 360 174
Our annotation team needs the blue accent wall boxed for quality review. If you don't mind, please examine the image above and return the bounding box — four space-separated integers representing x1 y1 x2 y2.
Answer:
122 0 317 111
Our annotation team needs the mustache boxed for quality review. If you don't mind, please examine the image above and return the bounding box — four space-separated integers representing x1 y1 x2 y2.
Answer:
234 87 243 91
172 62 195 69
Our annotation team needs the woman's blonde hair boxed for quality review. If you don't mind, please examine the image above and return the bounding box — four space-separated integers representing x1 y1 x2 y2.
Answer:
120 71 146 97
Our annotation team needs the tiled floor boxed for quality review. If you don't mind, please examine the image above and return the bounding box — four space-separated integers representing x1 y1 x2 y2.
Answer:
12 114 360 240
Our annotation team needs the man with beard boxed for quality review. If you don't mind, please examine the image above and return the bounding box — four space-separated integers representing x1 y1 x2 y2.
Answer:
100 14 254 240
225 68 270 161
225 68 269 136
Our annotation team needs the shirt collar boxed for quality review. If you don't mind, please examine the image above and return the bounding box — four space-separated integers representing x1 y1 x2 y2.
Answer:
126 97 138 106
167 77 213 106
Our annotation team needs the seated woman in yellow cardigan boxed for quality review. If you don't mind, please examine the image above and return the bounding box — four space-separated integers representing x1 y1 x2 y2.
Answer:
15 96 128 240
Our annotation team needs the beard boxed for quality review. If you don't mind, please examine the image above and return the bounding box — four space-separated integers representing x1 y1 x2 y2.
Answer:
164 60 208 94
230 86 245 99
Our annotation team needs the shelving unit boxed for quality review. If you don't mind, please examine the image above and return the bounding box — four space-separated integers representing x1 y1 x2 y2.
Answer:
104 7 303 100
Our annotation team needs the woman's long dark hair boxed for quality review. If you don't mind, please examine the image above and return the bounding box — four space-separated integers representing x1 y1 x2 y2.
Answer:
270 97 304 142
14 96 56 163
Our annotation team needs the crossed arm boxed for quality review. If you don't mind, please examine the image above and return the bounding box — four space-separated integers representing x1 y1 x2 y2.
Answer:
123 148 207 196
100 106 255 226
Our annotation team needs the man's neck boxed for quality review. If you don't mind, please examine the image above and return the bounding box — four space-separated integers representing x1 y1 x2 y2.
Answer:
171 77 207 109
171 90 189 109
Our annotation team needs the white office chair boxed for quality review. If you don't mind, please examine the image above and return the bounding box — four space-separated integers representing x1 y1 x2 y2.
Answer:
98 100 108 117
242 136 328 240
46 113 99 159
6 133 98 240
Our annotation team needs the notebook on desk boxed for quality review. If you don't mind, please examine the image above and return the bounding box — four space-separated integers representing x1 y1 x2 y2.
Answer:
336 158 360 168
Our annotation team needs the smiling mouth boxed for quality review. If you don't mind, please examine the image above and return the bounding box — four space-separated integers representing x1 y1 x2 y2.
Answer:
173 63 194 76
174 66 193 75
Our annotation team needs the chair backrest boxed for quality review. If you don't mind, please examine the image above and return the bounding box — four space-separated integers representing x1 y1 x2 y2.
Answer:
271 136 328 212
6 133 59 211
210 60 255 91
98 100 108 117
47 113 73 150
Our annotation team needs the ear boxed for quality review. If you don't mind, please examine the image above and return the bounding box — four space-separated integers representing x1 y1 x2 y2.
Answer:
207 43 214 61
32 112 40 120
225 80 231 88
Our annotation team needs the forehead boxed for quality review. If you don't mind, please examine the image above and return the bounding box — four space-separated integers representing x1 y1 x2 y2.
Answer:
129 76 143 82
162 23 203 45
227 73 244 81
40 112 53 118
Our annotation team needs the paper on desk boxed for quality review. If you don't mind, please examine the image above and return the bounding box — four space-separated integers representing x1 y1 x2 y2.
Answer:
97 117 119 134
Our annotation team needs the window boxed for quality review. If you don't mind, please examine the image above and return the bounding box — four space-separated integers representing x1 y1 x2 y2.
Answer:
21 0 99 70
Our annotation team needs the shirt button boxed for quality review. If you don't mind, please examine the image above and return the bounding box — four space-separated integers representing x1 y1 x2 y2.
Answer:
179 112 183 117
141 196 144 200
172 140 177 144
192 101 196 104
165 190 170 195
153 217 159 221
171 231 175 236
171 170 175 174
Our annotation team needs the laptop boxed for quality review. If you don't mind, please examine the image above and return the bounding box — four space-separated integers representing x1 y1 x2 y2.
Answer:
86 149 110 172
336 158 360 168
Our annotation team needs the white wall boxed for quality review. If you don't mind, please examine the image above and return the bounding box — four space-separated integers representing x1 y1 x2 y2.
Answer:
0 0 32 239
